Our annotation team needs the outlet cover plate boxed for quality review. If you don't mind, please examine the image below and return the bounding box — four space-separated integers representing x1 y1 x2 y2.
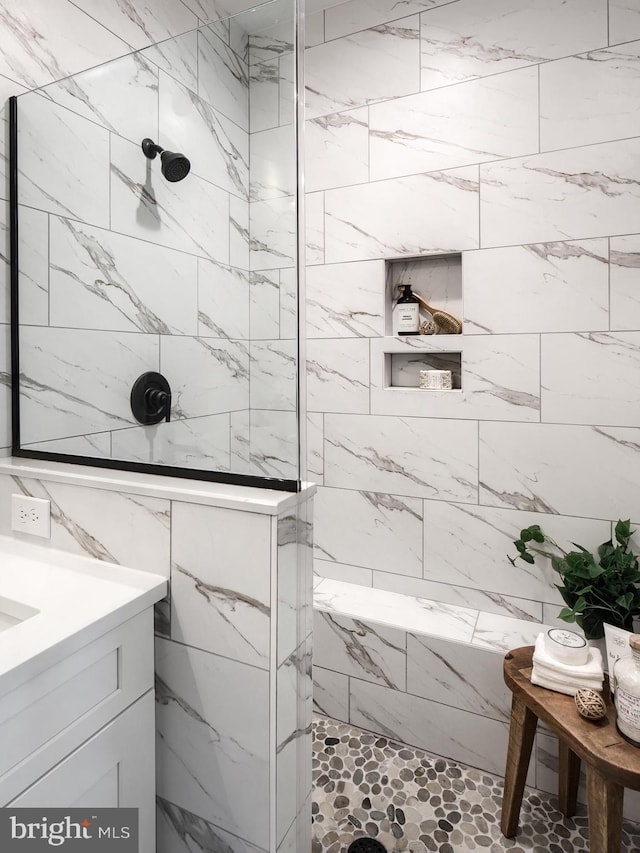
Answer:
11 494 51 539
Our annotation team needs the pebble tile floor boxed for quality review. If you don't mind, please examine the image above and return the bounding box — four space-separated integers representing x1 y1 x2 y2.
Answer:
311 714 640 853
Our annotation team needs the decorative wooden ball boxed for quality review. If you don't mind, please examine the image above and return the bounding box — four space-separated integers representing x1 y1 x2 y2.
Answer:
574 688 607 721
419 319 437 335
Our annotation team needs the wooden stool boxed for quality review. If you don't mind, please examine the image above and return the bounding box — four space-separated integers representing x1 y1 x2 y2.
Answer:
502 646 640 853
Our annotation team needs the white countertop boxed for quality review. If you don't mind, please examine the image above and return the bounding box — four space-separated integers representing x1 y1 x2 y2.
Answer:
0 536 167 693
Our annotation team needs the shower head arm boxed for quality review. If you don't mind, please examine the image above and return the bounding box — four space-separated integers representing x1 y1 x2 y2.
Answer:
142 138 164 160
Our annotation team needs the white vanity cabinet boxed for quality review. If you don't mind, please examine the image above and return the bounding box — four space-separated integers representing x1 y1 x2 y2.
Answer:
0 539 166 853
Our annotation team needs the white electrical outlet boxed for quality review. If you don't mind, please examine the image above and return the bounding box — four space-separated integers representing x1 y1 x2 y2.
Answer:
11 494 51 539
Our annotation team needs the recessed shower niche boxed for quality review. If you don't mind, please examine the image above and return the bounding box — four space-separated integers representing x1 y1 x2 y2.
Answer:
10 0 302 490
379 253 463 397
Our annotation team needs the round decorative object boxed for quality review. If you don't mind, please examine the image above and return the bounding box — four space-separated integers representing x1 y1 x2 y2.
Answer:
419 318 437 335
575 687 607 721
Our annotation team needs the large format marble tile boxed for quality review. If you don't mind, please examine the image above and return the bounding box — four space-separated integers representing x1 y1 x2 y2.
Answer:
198 26 249 130
250 339 297 411
157 798 266 853
22 433 112 458
463 240 609 334
0 474 170 575
69 0 197 50
0 0 129 89
249 197 296 271
305 16 420 119
609 0 640 45
542 332 640 426
610 235 640 331
246 409 298 480
313 666 349 721
198 259 249 339
313 486 423 576
480 139 640 248
250 270 280 339
314 578 478 642
325 167 479 263
306 260 385 339
324 413 478 501
278 52 295 128
305 108 369 193
141 30 198 95
18 94 110 228
349 679 510 776
159 71 249 199
247 20 294 66
372 572 543 622
369 335 540 422
314 610 406 690
110 135 230 263
278 268 297 340
19 326 159 444
407 633 510 721
307 338 370 414
18 206 49 326
479 422 640 520
249 59 280 133
422 501 609 605
315 560 373 586
370 67 538 180
325 0 454 40
307 412 324 485
420 0 607 91
43 52 158 145
155 638 270 849
230 195 250 270
49 216 198 334
181 0 262 25
305 192 325 266
160 336 249 418
111 414 231 470
250 124 295 201
170 502 271 668
541 44 640 151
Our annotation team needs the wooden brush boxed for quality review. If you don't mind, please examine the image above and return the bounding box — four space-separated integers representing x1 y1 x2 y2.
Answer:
397 286 462 334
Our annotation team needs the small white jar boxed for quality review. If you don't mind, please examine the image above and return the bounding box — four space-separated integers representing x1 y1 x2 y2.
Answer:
614 634 640 746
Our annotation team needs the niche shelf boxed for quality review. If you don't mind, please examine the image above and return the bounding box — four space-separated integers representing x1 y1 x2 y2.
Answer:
388 349 462 390
385 253 462 337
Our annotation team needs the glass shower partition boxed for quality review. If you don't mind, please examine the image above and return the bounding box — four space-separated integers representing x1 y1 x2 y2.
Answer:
10 0 303 490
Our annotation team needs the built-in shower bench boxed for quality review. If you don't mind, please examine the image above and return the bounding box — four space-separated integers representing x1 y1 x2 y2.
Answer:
312 578 640 825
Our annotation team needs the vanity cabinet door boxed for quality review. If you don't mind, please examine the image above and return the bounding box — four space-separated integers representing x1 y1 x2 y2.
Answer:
8 691 156 853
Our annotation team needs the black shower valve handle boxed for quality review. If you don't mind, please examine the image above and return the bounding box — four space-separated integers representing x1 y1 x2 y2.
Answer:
130 372 172 426
145 388 171 422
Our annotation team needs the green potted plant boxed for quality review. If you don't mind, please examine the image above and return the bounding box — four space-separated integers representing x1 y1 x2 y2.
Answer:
509 519 640 640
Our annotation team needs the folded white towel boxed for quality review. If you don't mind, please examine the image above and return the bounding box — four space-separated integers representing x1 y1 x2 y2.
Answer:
530 669 592 696
531 665 603 692
532 632 604 678
533 661 603 688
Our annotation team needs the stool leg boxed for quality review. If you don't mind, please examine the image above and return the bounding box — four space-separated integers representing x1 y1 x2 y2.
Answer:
501 694 538 838
558 742 581 818
586 765 623 853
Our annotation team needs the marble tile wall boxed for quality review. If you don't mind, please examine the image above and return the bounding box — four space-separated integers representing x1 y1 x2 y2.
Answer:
0 467 314 852
305 0 640 637
3 1 300 483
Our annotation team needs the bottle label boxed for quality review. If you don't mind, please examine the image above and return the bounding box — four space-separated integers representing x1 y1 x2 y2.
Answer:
396 304 419 332
616 686 640 732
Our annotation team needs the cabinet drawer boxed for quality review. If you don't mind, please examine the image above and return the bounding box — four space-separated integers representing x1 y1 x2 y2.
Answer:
0 609 153 804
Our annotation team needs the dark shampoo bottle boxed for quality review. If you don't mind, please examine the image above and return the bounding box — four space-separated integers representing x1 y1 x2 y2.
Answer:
395 283 420 335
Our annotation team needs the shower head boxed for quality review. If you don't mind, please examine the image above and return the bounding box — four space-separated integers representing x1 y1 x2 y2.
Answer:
141 138 191 183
